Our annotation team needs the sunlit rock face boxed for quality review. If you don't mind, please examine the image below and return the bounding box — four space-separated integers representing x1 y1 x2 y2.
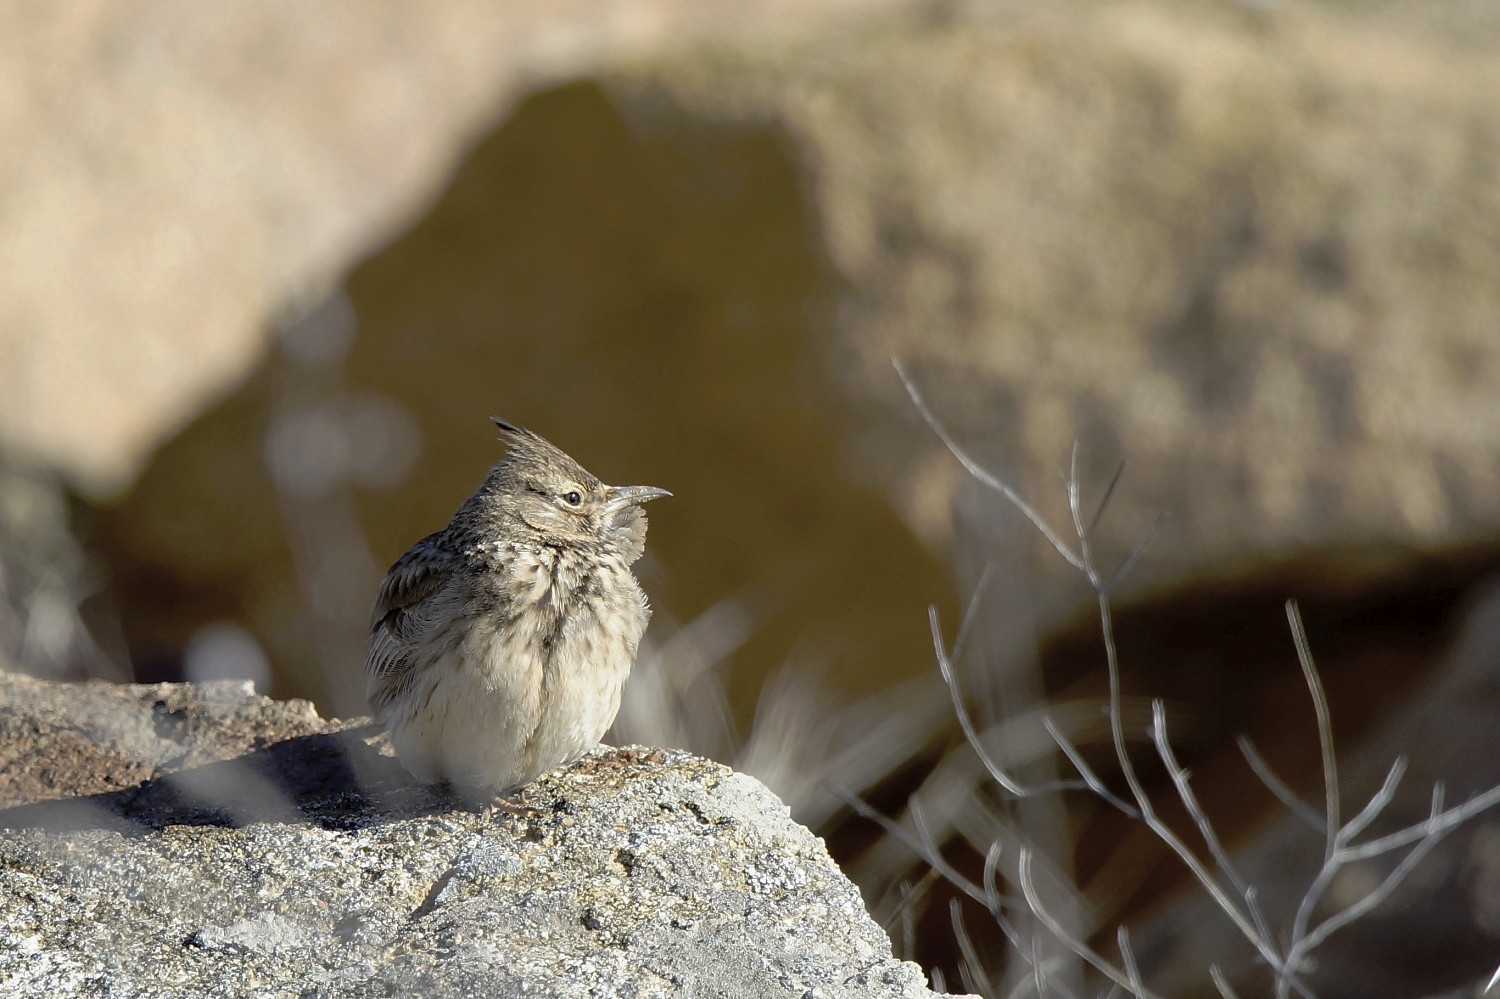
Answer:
0 674 958 999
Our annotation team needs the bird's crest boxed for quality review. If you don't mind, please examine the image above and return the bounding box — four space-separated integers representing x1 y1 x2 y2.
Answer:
490 417 595 484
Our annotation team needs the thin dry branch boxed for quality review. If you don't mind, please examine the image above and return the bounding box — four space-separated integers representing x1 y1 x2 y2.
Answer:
882 365 1500 998
1044 717 1139 818
1210 966 1244 999
1342 781 1500 861
953 900 998 999
933 603 1029 797
1116 927 1145 998
894 359 1084 572
1236 735 1325 833
1302 795 1446 954
1286 601 1340 863
833 783 1027 949
1150 702 1275 949
1339 758 1408 846
1017 850 1164 999
1086 461 1128 542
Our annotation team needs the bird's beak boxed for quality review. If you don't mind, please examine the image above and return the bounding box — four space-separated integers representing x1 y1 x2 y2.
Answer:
603 484 671 516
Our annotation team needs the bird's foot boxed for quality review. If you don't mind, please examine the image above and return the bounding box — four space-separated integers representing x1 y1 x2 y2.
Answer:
481 794 542 822
612 747 668 767
570 747 668 777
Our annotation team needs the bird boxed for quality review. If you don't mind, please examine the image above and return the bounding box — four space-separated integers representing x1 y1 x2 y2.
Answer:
364 418 669 807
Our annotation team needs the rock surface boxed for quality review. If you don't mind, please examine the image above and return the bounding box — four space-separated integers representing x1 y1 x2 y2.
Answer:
0 674 950 998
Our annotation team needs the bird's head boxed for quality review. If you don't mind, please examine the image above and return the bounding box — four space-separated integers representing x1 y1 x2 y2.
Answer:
486 419 668 562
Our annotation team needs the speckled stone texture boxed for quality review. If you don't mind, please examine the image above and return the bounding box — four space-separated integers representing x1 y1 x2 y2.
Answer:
0 674 952 998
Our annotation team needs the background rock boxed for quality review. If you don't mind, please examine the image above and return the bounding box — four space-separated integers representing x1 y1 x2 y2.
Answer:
0 674 955 999
0 672 333 810
0 0 908 496
73 0 1500 711
626 0 1500 623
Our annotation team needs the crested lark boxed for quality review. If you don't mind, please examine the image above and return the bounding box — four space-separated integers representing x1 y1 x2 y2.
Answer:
365 419 668 804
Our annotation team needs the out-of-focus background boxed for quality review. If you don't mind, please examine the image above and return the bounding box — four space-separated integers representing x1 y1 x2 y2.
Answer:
6 0 1500 995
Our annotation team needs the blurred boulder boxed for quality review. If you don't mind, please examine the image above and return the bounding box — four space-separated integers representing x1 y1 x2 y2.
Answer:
0 0 907 496
0 672 331 809
91 83 956 717
605 0 1500 626
81 0 1500 713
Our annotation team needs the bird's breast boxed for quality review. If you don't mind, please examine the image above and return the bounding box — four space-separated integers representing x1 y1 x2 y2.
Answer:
471 543 649 769
476 542 651 663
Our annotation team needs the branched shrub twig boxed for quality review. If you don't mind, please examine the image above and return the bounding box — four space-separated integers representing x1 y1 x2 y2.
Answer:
877 358 1500 997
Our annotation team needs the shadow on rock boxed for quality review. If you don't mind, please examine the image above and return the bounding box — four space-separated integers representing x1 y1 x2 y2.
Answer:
0 728 439 833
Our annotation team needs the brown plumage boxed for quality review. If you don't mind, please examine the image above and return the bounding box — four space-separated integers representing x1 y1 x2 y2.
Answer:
365 419 668 803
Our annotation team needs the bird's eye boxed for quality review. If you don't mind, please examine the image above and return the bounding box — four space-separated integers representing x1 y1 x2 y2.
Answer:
563 491 582 506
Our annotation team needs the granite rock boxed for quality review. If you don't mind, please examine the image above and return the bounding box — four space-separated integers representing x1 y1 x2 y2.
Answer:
0 674 953 999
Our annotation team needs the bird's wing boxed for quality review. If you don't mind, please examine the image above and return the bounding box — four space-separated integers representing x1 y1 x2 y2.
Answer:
364 535 459 717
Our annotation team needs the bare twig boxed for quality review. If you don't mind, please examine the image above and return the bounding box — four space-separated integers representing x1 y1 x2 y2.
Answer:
1086 461 1127 542
1286 602 1340 864
953 899 998 999
1339 758 1407 846
1025 937 1048 999
1017 850 1165 999
1342 782 1500 861
1105 511 1169 594
1302 802 1445 955
1044 717 1140 819
982 841 1006 918
876 368 1500 998
1152 702 1245 895
950 563 997 666
896 871 941 961
934 604 1028 797
833 786 995 914
1284 786 1453 991
1116 926 1145 998
894 360 1084 571
1209 966 1244 999
1236 735 1324 833
1151 702 1275 950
